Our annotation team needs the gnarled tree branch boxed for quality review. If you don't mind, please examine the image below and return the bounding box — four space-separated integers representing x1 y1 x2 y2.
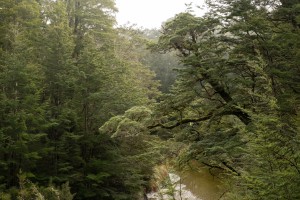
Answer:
148 108 250 130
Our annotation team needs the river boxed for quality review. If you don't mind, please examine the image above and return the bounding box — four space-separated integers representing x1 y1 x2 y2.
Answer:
146 163 224 200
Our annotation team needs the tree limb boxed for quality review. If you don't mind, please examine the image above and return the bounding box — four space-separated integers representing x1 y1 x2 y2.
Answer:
148 108 250 130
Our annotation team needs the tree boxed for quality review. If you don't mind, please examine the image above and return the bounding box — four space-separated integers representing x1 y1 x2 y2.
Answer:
99 106 167 198
36 0 78 180
0 0 48 188
150 0 300 198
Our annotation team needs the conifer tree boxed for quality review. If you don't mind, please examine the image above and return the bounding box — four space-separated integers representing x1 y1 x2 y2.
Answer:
0 0 47 188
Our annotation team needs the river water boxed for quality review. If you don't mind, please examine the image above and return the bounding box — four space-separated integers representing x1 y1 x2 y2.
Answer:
147 164 224 200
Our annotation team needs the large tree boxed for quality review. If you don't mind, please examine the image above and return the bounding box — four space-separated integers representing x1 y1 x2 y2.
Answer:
0 0 48 188
150 0 300 198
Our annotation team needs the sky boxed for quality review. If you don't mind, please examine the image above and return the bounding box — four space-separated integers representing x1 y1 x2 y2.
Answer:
115 0 207 29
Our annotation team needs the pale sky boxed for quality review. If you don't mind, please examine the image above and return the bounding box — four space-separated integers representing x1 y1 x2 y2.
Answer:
115 0 207 29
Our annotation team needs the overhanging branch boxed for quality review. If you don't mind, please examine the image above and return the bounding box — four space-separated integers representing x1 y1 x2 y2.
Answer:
148 108 250 130
148 113 213 129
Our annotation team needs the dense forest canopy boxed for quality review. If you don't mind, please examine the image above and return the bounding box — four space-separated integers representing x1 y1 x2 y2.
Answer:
0 0 299 199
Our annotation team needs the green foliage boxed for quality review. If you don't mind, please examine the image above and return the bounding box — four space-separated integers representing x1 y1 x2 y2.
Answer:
0 0 161 199
99 106 169 197
2 0 299 199
17 173 75 200
151 1 300 199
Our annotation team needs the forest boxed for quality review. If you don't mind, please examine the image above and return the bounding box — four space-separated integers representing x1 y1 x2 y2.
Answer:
0 0 299 199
